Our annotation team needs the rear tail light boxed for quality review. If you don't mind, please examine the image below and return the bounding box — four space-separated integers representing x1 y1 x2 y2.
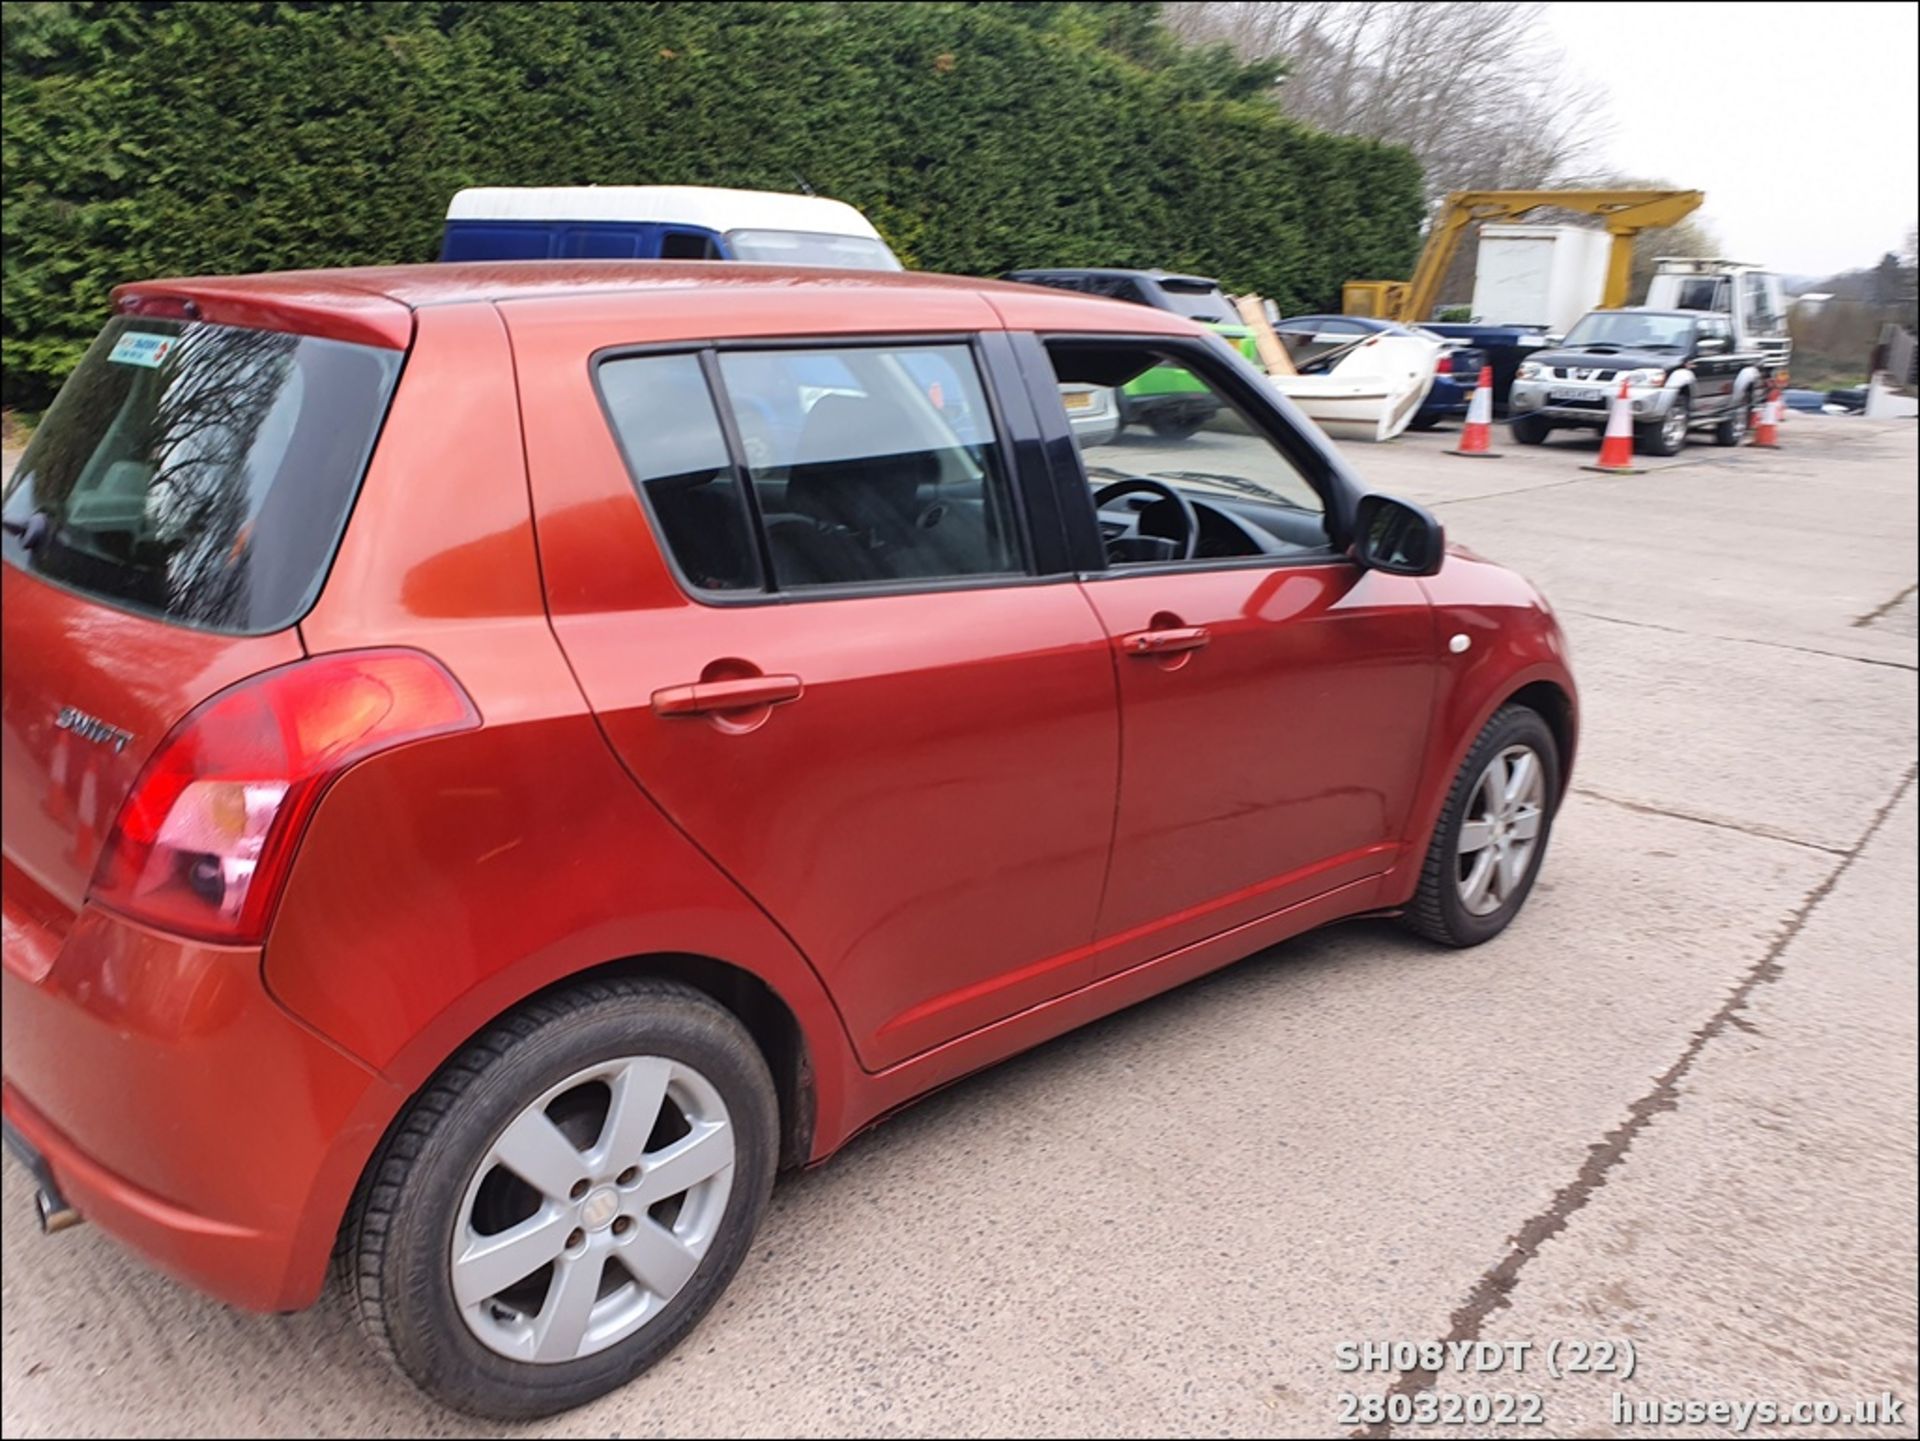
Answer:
1435 354 1453 375
90 650 479 943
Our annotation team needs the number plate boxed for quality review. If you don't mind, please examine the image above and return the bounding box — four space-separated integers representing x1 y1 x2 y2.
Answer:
1547 386 1601 402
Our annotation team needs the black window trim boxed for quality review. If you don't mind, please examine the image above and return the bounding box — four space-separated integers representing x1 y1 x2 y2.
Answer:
1019 329 1367 580
588 332 1057 608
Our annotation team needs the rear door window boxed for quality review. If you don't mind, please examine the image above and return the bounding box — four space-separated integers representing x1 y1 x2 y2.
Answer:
716 345 1022 590
594 343 1026 596
2 317 401 634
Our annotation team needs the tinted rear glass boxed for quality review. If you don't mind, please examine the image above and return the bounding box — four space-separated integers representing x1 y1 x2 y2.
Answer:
1154 279 1233 324
2 318 401 634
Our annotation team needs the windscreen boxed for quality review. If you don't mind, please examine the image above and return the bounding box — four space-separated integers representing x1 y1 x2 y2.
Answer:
725 229 903 270
1560 312 1696 350
2 317 402 634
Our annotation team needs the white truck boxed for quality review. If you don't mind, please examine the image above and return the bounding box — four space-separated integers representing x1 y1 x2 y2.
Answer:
1644 258 1792 375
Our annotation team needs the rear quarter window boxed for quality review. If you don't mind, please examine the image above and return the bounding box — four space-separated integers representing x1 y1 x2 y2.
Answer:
2 317 402 634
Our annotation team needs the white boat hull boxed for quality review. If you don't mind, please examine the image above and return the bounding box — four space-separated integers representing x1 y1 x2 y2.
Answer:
1273 334 1439 442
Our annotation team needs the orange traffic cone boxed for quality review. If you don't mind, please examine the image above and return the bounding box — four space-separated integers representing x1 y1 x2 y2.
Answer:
1750 379 1781 448
1446 366 1502 457
1582 378 1644 474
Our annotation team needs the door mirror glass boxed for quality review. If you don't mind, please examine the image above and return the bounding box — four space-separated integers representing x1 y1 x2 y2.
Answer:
1353 493 1444 576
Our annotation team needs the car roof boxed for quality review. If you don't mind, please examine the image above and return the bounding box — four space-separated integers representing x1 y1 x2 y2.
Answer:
444 185 885 241
110 262 1200 351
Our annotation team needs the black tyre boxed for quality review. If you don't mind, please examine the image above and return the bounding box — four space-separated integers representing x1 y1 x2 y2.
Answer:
1147 414 1206 440
1509 413 1551 445
342 978 779 1420
1713 391 1749 446
1406 412 1444 431
1636 392 1688 456
1403 705 1561 947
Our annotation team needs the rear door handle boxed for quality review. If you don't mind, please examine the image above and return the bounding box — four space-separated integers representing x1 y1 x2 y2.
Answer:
1121 625 1211 656
651 674 804 717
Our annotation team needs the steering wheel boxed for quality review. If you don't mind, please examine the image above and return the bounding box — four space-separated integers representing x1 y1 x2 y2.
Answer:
1092 478 1200 562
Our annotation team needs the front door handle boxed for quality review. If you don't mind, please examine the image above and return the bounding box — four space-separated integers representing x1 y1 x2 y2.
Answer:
651 673 804 717
1121 625 1211 657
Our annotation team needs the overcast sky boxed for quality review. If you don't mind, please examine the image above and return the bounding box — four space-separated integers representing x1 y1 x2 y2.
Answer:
1544 1 1918 278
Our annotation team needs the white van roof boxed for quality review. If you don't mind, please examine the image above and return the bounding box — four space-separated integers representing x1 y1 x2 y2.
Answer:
444 185 886 240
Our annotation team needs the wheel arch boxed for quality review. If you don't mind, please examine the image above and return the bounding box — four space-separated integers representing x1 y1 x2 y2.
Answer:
1504 678 1577 801
1383 649 1579 914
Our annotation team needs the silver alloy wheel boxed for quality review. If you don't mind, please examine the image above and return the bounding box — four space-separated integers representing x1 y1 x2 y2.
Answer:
1455 743 1546 917
1662 396 1688 449
452 1056 735 1364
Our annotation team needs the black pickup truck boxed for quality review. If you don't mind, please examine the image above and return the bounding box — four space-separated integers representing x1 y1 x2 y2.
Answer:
1506 307 1772 455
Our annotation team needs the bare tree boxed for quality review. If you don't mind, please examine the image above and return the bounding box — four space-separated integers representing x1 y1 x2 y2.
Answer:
1163 2 1612 200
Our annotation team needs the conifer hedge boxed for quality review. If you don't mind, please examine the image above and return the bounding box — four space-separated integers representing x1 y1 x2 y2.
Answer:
2 1 1422 410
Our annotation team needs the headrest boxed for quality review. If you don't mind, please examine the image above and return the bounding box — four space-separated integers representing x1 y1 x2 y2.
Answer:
785 394 939 533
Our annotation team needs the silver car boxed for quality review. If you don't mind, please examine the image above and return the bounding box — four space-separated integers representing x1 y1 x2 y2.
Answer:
1060 383 1121 448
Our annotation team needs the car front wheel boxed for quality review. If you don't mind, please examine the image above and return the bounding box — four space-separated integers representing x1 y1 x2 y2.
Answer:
341 978 778 1420
1509 413 1552 445
1403 704 1561 947
1637 393 1689 456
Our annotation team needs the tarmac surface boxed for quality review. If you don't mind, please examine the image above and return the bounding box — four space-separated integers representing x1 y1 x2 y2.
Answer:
4 414 1916 1437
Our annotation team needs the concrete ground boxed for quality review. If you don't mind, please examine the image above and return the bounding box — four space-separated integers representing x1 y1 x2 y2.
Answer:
4 415 1916 1438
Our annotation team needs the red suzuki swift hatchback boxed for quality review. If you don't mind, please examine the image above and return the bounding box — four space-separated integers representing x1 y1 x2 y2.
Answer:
2 264 1576 1417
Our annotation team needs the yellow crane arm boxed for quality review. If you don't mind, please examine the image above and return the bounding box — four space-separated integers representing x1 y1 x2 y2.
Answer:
1348 188 1704 323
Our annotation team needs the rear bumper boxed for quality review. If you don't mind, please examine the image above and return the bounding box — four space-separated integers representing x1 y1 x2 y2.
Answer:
1418 376 1472 417
1 887 404 1311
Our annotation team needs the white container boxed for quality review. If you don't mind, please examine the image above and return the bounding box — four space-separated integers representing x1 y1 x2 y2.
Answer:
1469 224 1613 333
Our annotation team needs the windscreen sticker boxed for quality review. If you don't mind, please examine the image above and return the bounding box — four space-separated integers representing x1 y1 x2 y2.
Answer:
108 332 177 369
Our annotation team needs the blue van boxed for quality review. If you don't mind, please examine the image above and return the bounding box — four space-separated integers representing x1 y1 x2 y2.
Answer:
440 185 902 270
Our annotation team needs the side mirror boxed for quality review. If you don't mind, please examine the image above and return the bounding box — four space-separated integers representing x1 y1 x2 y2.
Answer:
1354 493 1445 577
1696 336 1728 355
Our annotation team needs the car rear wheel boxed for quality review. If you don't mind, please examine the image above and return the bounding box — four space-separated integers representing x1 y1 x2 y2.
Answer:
341 978 778 1420
1714 392 1749 446
1509 414 1551 445
1403 705 1560 947
1147 415 1207 441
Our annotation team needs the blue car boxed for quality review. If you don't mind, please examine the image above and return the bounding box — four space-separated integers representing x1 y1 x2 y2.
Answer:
1277 315 1487 430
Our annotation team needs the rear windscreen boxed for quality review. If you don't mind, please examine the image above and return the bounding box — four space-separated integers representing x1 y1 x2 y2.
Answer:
1155 279 1233 324
2 317 401 634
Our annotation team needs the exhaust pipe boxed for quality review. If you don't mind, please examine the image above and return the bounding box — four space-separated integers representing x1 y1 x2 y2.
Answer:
36 1187 84 1234
6 1119 84 1234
